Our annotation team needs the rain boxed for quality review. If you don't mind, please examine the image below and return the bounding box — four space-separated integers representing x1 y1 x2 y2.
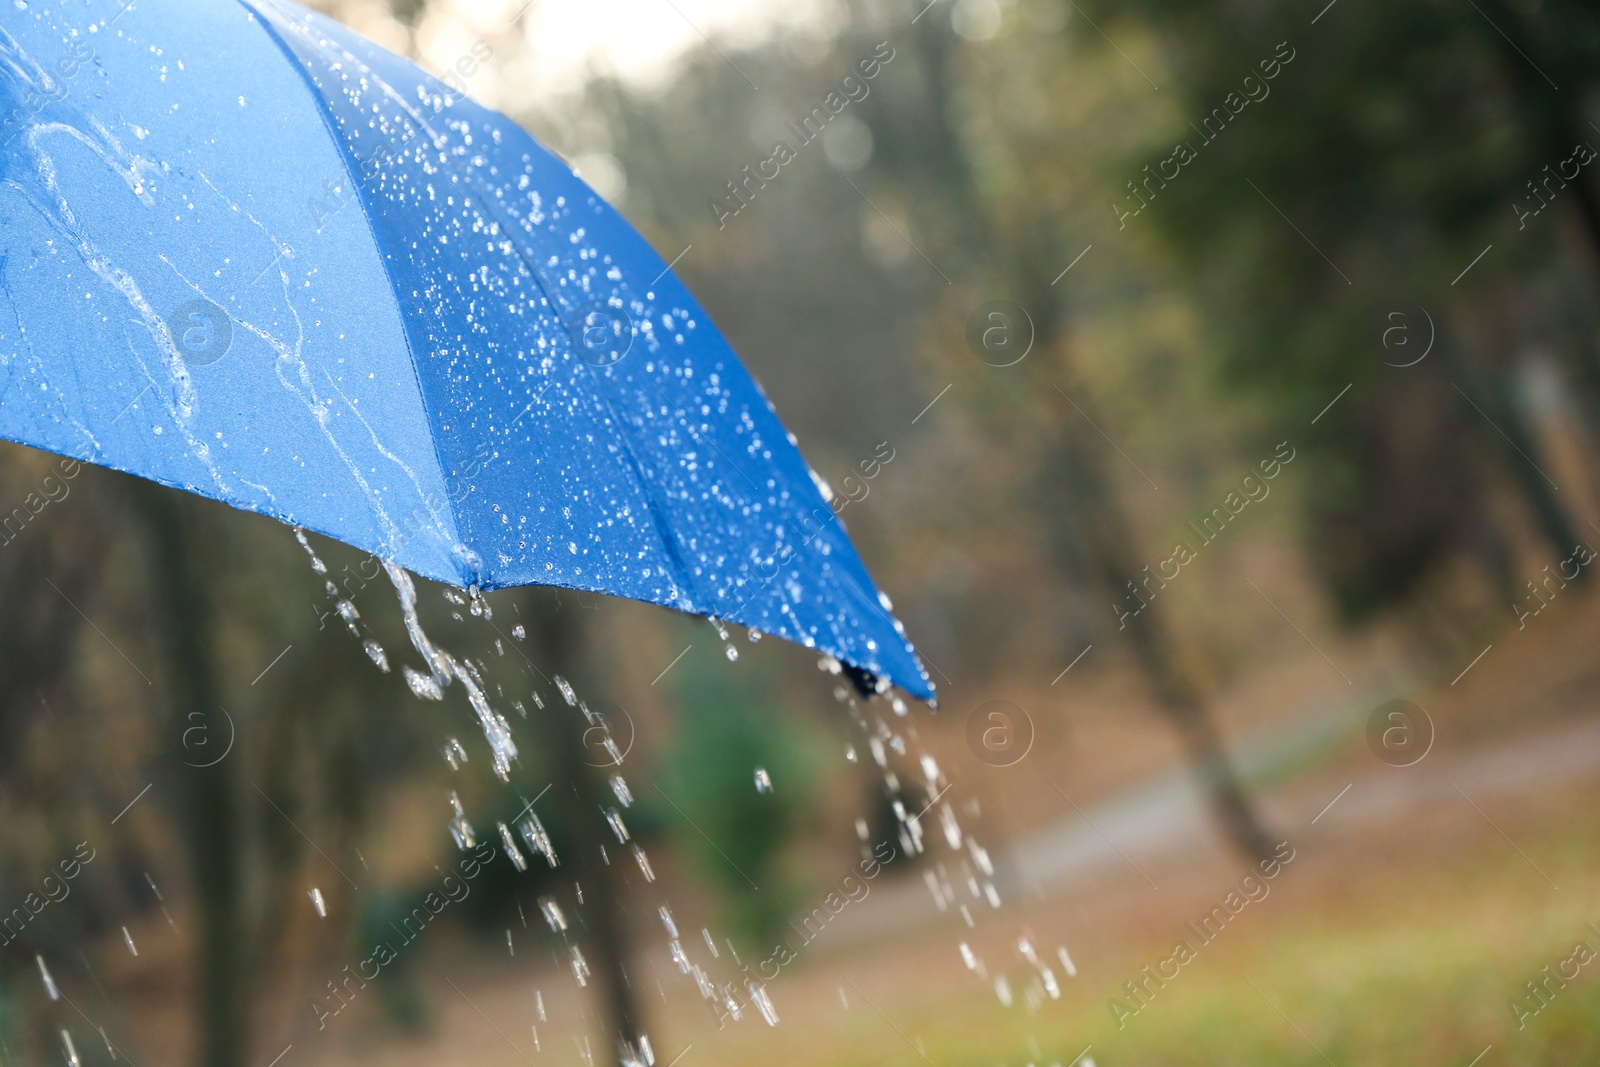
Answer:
0 0 1592 1066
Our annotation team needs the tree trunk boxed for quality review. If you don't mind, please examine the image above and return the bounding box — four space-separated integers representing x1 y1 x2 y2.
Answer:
517 592 646 1065
1015 232 1279 866
1118 600 1279 864
131 482 249 1067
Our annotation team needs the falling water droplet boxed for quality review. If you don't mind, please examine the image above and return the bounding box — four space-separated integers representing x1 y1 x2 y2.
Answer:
754 767 772 794
605 810 630 843
443 737 468 770
308 887 326 918
610 775 634 806
521 814 558 867
404 666 444 701
633 844 655 882
447 791 476 849
748 981 779 1025
499 822 528 871
363 639 390 672
512 624 527 640
294 528 327 574
121 927 137 957
570 945 590 986
60 1030 79 1067
36 955 59 1000
539 897 568 932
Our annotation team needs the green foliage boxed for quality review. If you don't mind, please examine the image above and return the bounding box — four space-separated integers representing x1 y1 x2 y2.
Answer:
660 647 818 949
1071 0 1600 620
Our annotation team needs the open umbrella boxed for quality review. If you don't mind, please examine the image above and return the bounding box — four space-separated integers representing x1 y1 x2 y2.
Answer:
0 0 933 699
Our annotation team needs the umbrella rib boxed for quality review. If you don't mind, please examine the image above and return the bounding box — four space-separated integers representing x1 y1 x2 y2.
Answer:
236 3 929 695
268 15 711 614
244 1 477 587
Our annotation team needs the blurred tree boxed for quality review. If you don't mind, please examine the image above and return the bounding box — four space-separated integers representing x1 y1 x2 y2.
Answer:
663 651 817 949
901 7 1282 861
516 586 648 1067
1080 0 1600 622
533 0 1283 861
131 481 249 1067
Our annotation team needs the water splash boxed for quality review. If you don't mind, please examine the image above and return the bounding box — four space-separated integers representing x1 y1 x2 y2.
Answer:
386 561 518 779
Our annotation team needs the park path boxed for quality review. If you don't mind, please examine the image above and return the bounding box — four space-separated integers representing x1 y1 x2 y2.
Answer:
826 674 1600 945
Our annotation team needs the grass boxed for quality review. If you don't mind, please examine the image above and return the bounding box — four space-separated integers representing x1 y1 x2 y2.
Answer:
671 782 1600 1067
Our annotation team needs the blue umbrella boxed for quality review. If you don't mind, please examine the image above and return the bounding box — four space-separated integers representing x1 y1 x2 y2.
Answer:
0 0 933 699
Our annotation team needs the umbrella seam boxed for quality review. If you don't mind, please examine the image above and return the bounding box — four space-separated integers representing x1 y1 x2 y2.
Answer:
235 0 474 588
246 0 714 613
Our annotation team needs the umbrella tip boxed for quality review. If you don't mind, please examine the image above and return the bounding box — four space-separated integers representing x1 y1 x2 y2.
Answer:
841 663 879 700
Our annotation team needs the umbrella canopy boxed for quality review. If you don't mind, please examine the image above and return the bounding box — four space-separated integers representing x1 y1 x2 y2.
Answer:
0 0 933 699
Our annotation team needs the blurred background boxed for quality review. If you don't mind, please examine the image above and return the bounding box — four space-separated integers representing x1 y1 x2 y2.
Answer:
6 0 1600 1063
